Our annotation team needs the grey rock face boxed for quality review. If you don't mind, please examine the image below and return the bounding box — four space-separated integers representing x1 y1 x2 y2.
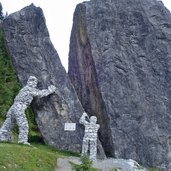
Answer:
2 4 86 152
68 0 171 169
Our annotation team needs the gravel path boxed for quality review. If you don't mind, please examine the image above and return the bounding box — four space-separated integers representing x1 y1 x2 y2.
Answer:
55 157 146 171
56 157 80 171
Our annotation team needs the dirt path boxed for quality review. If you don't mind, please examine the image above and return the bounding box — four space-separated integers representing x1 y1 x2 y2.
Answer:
56 157 80 171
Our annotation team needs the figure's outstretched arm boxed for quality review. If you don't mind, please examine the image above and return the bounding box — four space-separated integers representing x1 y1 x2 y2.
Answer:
31 85 56 98
79 112 89 125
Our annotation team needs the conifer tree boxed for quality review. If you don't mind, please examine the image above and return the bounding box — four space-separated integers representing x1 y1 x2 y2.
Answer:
0 3 4 20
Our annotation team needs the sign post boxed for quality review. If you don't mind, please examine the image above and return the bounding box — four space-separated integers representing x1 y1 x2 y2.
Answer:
64 123 76 131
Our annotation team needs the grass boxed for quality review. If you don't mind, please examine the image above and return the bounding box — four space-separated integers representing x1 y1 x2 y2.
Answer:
148 169 160 171
0 142 78 171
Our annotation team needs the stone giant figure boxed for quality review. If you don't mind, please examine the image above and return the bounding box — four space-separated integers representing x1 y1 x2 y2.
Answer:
0 76 56 145
79 112 100 161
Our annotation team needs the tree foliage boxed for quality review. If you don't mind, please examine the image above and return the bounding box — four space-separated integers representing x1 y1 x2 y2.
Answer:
0 3 4 21
0 27 21 118
71 154 98 171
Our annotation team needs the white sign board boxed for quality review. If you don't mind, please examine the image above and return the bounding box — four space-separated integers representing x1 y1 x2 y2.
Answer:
64 123 76 131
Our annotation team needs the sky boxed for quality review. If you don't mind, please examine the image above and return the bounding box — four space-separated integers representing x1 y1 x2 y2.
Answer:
0 0 171 70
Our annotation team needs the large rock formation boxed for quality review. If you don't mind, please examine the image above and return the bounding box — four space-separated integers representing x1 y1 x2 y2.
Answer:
2 4 85 152
68 0 171 169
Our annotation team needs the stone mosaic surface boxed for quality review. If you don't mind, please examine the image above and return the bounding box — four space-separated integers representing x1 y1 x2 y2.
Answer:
79 112 100 161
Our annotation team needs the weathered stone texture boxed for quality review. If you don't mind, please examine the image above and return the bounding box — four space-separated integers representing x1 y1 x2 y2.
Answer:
2 4 86 152
68 0 171 169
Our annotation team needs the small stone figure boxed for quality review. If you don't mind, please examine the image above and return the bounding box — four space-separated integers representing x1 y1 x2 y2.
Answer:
79 112 100 161
0 76 56 145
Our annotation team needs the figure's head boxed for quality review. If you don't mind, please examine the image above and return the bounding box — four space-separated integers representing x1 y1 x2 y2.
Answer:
27 76 38 88
90 116 97 124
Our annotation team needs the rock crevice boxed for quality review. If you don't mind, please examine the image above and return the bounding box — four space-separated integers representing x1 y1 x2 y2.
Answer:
68 4 115 156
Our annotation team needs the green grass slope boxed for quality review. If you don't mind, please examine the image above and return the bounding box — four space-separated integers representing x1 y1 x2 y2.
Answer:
0 142 79 171
0 143 57 171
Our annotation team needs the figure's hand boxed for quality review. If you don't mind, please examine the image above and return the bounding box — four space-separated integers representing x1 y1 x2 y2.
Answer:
83 112 88 117
48 85 56 93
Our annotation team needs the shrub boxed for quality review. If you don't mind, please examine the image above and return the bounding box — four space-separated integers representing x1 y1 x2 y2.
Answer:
71 154 98 171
